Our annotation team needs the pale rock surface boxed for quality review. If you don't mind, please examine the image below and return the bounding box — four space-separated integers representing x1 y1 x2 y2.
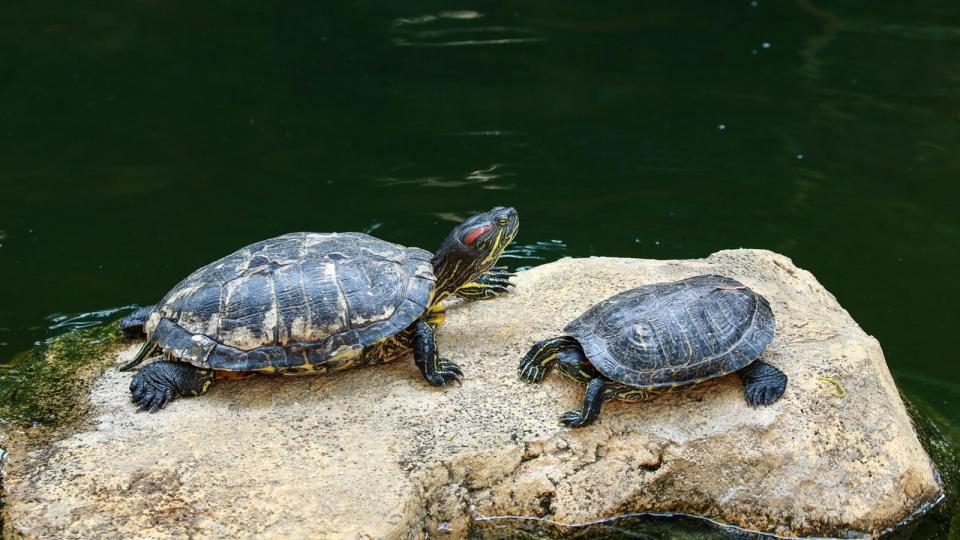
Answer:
1 250 942 538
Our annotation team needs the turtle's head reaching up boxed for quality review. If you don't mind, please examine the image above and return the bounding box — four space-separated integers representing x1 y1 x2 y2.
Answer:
431 206 519 301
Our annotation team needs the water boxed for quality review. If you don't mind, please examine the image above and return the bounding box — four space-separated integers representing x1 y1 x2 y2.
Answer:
1 0 958 535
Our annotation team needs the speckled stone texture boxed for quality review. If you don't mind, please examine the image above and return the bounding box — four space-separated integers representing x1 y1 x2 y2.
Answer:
1 250 942 538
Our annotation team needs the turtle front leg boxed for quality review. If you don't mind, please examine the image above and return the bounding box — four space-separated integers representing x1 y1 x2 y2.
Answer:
518 336 579 383
561 378 608 428
455 266 514 300
740 360 788 406
129 360 214 412
411 320 462 386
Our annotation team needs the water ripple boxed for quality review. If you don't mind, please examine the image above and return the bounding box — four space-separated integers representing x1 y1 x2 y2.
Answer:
447 131 525 137
45 305 137 334
391 11 545 48
391 11 484 27
501 239 568 270
379 164 515 189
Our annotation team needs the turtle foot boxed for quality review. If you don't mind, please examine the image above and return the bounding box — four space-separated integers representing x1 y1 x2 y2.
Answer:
559 378 607 428
129 361 213 413
741 361 787 406
484 265 515 283
425 358 463 386
455 266 515 300
518 336 579 383
518 357 548 383
746 382 785 406
560 410 594 428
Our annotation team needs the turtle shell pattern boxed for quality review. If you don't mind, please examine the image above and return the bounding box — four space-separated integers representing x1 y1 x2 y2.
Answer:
564 274 775 388
143 232 436 372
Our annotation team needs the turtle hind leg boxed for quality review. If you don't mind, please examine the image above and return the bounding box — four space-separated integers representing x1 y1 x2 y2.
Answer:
129 360 214 413
560 377 608 428
740 361 788 406
119 305 156 338
410 319 462 386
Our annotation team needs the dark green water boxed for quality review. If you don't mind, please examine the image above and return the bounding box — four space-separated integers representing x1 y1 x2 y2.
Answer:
2 1 958 536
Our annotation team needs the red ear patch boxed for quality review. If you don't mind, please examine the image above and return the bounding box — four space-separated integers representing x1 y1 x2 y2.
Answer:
463 224 494 245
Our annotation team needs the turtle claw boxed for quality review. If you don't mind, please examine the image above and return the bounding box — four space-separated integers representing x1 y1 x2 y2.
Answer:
132 379 174 413
486 266 515 279
518 361 547 383
128 361 213 413
133 390 152 412
746 385 765 407
560 410 589 428
486 283 512 295
746 383 783 407
518 344 554 383
426 358 463 386
130 379 146 402
456 267 516 300
559 378 606 428
479 273 514 287
147 388 174 413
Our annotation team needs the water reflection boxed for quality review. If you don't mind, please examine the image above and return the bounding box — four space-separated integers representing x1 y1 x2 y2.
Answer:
431 212 472 223
795 0 841 83
390 10 545 47
379 164 515 189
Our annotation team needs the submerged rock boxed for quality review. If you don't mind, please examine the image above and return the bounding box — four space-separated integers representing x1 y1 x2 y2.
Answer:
0 250 942 537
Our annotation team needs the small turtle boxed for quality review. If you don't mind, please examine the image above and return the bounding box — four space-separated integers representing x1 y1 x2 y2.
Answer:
120 207 519 412
518 275 785 427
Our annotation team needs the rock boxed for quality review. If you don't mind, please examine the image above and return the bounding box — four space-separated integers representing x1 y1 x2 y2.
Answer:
1 250 942 538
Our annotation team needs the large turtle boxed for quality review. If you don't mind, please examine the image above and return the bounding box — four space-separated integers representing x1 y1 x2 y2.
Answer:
120 207 519 412
518 274 785 427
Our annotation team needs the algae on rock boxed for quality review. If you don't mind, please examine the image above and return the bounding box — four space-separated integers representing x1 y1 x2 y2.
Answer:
0 324 125 431
898 394 959 538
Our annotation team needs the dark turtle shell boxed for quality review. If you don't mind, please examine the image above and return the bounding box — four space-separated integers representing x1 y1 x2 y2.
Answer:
565 274 775 388
143 232 435 371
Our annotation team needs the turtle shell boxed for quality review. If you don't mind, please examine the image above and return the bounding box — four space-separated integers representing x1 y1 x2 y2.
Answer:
565 274 775 388
143 232 435 371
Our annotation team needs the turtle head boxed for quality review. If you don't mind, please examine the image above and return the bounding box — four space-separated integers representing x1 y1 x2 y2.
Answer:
431 206 519 301
556 342 597 384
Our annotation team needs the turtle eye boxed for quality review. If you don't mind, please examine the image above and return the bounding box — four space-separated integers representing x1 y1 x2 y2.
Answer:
496 215 509 226
463 224 494 246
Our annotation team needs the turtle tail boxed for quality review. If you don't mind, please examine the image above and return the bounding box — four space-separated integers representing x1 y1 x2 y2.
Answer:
119 341 159 372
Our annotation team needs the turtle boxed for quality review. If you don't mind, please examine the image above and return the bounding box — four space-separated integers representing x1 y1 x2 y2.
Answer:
518 274 785 428
119 206 519 412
